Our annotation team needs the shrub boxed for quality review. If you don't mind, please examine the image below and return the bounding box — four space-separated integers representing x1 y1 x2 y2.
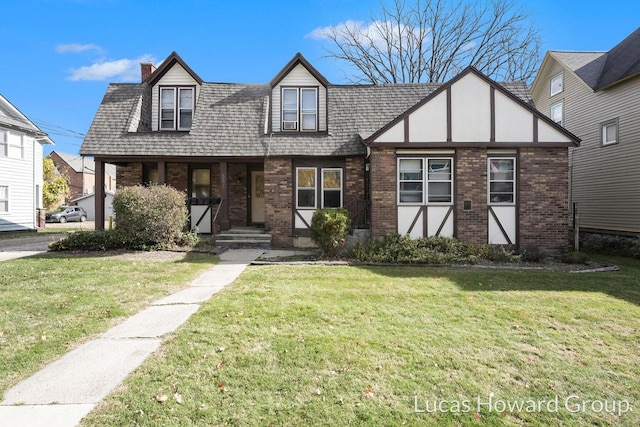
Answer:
348 234 480 264
560 251 590 265
310 208 351 257
49 230 130 251
519 245 546 263
113 185 191 249
479 245 521 263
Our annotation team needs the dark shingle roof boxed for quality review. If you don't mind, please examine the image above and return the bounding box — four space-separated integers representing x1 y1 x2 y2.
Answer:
551 27 640 91
80 78 532 158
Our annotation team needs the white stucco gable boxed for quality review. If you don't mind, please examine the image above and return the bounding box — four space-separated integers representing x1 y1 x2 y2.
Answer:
367 67 578 148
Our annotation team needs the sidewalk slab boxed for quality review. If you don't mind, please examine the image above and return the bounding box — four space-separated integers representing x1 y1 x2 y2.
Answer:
0 404 94 427
102 304 200 339
153 286 223 305
2 338 160 405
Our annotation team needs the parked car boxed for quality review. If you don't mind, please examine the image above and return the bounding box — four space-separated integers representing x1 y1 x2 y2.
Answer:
45 206 87 223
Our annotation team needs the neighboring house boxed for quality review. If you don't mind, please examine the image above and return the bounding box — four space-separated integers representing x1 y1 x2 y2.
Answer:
48 150 116 201
81 51 578 252
0 93 53 232
70 190 114 222
531 27 640 236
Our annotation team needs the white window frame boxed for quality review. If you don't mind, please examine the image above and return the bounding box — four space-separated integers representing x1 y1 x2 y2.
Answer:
550 100 563 126
159 86 194 131
296 167 317 209
8 134 24 160
550 72 564 97
0 130 7 157
397 157 453 205
321 168 343 208
488 157 516 205
601 118 618 146
0 185 8 213
282 87 318 132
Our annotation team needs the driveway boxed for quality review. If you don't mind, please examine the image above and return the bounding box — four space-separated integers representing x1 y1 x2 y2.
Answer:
0 234 66 262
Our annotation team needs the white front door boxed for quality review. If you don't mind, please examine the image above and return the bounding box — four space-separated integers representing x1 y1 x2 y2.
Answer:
250 170 265 223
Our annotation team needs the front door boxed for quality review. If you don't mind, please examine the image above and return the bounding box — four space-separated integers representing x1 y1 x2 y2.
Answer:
250 170 265 223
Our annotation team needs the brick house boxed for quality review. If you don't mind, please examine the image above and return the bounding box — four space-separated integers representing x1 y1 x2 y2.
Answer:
48 150 116 201
80 52 579 252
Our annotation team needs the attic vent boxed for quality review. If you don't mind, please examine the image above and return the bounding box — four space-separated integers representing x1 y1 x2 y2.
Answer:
283 121 297 130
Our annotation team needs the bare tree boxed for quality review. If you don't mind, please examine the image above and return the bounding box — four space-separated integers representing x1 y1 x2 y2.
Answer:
316 0 540 84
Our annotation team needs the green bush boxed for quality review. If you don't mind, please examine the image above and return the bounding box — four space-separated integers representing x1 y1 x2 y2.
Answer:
348 234 480 264
113 185 191 249
49 230 125 251
310 208 351 257
519 245 546 263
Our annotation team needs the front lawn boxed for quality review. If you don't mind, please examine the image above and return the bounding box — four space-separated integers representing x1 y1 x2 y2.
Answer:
82 256 640 426
0 251 217 398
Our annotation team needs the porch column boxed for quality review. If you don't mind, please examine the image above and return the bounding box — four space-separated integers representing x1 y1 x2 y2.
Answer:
157 160 166 184
219 161 230 230
95 159 105 230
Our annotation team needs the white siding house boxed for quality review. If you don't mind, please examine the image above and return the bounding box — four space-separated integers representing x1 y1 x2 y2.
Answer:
0 94 53 232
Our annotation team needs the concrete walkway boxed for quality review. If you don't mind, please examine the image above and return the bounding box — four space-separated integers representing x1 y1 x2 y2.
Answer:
0 249 264 427
0 234 65 262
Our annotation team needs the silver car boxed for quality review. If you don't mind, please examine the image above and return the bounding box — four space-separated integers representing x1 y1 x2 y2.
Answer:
45 206 88 223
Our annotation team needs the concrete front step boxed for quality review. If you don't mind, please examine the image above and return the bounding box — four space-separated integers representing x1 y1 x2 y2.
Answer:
225 227 266 235
215 239 271 250
216 233 271 241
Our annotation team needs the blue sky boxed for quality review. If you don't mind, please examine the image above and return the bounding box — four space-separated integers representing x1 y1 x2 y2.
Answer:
1 0 638 157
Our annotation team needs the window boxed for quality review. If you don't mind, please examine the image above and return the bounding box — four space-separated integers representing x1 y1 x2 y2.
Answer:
0 131 7 156
296 167 316 208
601 119 618 146
8 135 24 159
550 72 563 96
550 101 563 126
191 168 210 198
282 87 317 131
0 185 8 213
398 158 453 204
296 167 343 209
160 87 194 130
488 158 515 204
322 169 342 208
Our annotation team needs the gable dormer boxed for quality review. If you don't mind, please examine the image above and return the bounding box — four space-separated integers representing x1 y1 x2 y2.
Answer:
146 52 203 132
270 53 329 133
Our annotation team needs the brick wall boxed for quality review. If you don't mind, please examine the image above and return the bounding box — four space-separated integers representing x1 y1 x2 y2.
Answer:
166 163 188 193
369 147 570 253
228 163 248 226
345 157 365 201
264 157 292 247
369 148 397 239
116 163 142 188
49 152 83 200
455 148 488 245
519 148 569 252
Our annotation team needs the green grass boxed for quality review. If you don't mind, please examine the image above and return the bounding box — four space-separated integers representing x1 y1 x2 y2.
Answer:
0 251 217 398
82 256 640 426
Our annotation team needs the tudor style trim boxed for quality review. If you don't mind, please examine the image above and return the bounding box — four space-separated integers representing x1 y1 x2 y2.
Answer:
364 66 580 148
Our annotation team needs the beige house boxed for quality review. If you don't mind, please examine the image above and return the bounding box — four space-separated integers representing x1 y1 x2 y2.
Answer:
531 27 640 236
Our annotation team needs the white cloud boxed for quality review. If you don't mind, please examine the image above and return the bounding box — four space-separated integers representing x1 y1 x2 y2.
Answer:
56 43 104 54
305 20 366 40
66 54 156 82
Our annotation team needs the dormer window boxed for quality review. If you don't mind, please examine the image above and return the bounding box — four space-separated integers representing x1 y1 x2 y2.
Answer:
282 87 317 131
160 87 194 131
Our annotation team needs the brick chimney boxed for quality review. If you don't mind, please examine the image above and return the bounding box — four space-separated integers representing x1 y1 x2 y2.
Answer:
140 62 156 82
